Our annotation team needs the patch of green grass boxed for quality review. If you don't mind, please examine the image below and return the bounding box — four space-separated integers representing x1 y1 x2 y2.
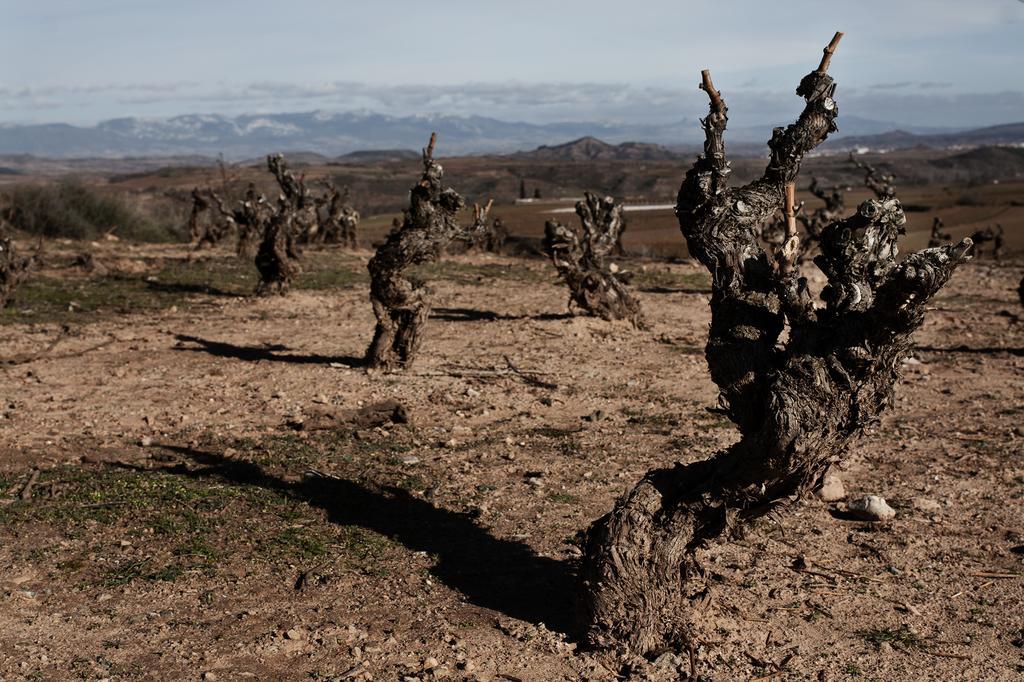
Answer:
338 526 394 562
268 526 330 559
146 563 185 583
295 267 363 290
100 558 151 586
623 408 680 429
3 273 187 324
174 536 222 562
100 557 184 586
1 429 430 588
547 492 579 504
409 260 542 286
2 249 367 325
397 474 427 492
857 625 927 651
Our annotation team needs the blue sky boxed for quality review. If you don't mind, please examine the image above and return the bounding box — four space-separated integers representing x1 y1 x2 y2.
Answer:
1 0 1022 127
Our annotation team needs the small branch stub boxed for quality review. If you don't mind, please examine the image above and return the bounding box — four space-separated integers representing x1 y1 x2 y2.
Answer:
817 31 844 73
700 69 723 111
778 182 800 273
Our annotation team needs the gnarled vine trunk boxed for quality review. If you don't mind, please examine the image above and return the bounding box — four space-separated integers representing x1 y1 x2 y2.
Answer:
189 187 234 249
928 216 951 248
0 229 34 308
795 176 846 260
543 192 645 328
254 199 301 295
577 33 972 659
267 154 319 243
210 184 272 258
850 152 896 200
319 181 360 248
365 133 490 370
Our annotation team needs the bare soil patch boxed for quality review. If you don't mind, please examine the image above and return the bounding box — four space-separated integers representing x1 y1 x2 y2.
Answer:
1 242 1022 680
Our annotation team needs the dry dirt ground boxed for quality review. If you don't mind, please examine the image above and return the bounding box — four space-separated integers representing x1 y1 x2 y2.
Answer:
0 242 1022 681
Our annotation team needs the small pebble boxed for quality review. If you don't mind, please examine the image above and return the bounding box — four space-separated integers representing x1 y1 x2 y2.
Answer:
816 473 846 502
848 495 896 522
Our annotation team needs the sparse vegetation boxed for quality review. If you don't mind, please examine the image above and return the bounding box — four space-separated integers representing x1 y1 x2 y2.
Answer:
0 431 406 588
0 250 364 324
2 180 188 242
858 625 927 651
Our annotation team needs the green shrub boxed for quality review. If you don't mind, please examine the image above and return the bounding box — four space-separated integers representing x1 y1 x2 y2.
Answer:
2 180 188 242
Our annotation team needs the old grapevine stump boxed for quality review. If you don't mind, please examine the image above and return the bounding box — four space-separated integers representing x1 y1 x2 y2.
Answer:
0 229 34 308
365 133 490 370
577 33 972 658
543 191 646 328
320 180 360 248
267 154 320 243
254 199 301 295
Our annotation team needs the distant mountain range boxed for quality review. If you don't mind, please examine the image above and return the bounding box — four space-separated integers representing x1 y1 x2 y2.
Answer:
821 122 1024 152
2 109 1019 160
512 137 682 162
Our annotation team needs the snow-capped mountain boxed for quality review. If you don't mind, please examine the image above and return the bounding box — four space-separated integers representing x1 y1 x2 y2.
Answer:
0 110 1015 159
0 111 652 159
